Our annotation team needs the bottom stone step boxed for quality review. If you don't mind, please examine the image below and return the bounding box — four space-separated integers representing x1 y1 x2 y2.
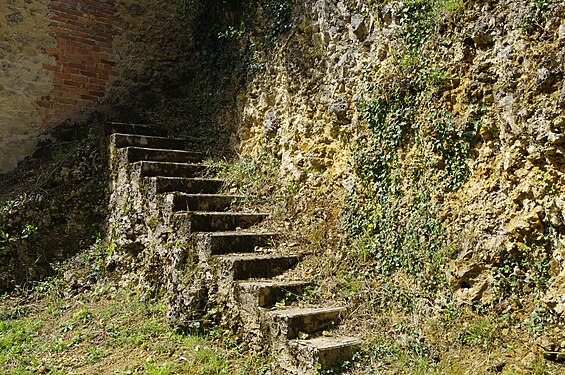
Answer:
238 280 312 308
290 336 361 372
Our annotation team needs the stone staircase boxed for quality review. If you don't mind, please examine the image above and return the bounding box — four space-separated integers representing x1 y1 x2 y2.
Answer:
106 122 361 374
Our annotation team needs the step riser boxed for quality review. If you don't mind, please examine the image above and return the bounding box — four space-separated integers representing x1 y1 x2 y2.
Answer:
190 214 266 232
238 282 312 308
197 233 275 257
112 134 185 149
290 338 361 373
140 163 206 178
220 256 300 281
270 309 344 339
316 345 358 370
173 195 236 212
127 149 204 163
155 178 223 194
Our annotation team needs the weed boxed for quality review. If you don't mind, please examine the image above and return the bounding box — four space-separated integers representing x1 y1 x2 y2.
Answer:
522 0 550 30
491 241 552 302
265 0 293 43
146 362 175 375
461 317 499 352
209 153 283 206
84 346 107 364
21 224 37 239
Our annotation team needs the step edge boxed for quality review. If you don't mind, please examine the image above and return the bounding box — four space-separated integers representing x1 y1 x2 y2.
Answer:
268 306 346 318
126 146 204 154
154 177 224 182
178 211 270 216
215 253 301 261
170 193 246 199
238 280 312 288
290 336 362 349
112 133 187 142
136 161 205 167
194 231 277 236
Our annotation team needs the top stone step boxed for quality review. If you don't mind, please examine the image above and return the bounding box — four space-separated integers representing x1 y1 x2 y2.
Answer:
104 122 168 137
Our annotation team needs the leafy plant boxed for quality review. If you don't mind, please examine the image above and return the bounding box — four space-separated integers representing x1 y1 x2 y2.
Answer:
522 0 550 29
265 0 293 43
461 317 499 352
21 223 38 239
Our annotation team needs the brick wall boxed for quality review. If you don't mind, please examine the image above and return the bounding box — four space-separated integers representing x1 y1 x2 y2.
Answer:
0 0 191 172
39 0 117 128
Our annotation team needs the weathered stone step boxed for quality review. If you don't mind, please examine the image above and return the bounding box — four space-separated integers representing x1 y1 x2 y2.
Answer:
138 161 207 178
104 122 167 137
238 280 312 308
195 231 277 258
126 147 205 163
154 177 224 194
176 211 268 232
111 133 186 150
290 336 361 372
215 253 301 281
268 307 345 339
171 193 243 212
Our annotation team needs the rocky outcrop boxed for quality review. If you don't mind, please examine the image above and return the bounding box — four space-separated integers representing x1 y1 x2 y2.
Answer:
213 0 565 318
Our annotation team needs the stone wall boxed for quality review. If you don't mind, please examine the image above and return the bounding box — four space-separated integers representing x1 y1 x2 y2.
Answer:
208 0 565 315
0 0 190 172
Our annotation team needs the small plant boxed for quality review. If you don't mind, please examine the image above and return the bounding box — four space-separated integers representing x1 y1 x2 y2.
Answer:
265 0 293 43
461 317 499 352
0 231 9 244
522 0 550 29
21 223 38 239
84 346 107 364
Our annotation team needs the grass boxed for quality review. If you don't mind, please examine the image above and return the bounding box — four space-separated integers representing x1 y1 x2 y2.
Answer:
0 275 270 375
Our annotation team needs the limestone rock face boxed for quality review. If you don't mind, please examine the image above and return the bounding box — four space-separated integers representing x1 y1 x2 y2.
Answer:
212 0 565 317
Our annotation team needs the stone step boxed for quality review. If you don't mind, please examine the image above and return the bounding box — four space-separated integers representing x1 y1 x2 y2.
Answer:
195 231 277 258
104 122 167 137
238 280 312 308
290 336 361 372
176 211 268 232
268 307 345 339
215 253 301 281
126 147 205 163
138 161 207 178
154 177 224 194
111 133 186 150
171 193 243 212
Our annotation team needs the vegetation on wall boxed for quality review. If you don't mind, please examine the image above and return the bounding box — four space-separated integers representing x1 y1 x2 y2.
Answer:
0 125 110 291
345 0 475 292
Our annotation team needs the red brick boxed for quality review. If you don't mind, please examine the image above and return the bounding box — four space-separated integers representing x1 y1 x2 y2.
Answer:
77 38 96 46
42 63 60 72
59 98 77 105
63 80 81 87
80 94 98 101
54 72 70 79
80 70 98 78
